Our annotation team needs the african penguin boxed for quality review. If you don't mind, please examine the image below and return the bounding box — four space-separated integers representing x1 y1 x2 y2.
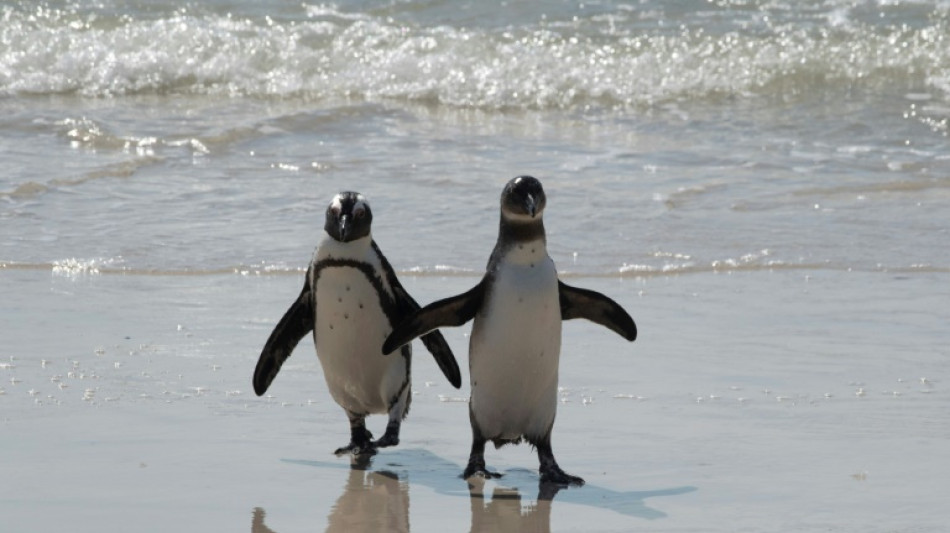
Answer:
383 176 636 485
253 192 461 455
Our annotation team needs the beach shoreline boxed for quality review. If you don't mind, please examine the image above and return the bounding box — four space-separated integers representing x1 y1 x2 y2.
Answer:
2 268 947 532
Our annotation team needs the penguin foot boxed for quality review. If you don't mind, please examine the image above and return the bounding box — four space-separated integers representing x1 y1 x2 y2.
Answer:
462 462 503 480
373 433 399 448
335 423 375 456
373 420 401 448
334 442 378 456
539 464 584 487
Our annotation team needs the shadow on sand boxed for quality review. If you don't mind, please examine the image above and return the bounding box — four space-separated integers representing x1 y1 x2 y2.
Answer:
253 449 695 532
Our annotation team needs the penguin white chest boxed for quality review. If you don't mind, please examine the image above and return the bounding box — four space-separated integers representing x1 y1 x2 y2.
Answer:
469 248 561 441
312 261 405 416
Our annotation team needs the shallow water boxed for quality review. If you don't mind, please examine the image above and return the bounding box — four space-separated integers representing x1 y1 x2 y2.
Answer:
2 0 949 276
2 1 950 531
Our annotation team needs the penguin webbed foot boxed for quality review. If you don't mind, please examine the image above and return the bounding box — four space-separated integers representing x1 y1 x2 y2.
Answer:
462 459 503 480
372 418 401 448
373 432 399 448
538 464 585 487
535 438 585 486
335 425 377 456
462 468 504 480
334 441 378 456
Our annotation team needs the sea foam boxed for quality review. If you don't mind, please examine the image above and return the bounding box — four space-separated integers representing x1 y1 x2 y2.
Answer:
1 2 948 108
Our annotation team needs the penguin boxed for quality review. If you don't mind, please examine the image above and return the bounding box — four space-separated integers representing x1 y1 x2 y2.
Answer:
253 192 461 456
382 176 636 485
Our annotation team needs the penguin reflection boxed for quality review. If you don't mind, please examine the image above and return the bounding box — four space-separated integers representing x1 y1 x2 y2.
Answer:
251 455 408 533
328 455 408 532
251 508 276 533
468 478 559 533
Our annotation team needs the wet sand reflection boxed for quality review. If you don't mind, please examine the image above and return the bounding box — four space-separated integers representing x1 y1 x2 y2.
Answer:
254 450 695 532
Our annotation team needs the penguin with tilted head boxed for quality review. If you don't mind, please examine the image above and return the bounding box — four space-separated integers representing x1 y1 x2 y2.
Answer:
253 192 461 455
383 176 636 485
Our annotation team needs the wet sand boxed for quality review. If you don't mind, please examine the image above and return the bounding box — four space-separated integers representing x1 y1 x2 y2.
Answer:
2 268 948 532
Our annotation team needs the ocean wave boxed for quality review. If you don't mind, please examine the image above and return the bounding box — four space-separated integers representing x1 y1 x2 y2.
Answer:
1 2 948 108
0 153 163 199
5 257 948 278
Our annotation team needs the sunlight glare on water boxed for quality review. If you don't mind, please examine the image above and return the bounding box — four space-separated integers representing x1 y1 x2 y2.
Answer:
2 3 950 533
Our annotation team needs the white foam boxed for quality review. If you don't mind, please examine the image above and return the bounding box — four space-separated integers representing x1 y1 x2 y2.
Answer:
52 258 103 276
2 3 948 108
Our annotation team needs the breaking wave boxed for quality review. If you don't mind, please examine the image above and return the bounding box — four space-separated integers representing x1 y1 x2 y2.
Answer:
2 1 949 108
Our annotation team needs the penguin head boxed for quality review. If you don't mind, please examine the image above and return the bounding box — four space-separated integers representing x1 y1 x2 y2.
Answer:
501 175 546 221
325 192 372 243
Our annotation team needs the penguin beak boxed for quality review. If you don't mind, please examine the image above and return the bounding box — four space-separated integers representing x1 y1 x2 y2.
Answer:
338 214 349 241
525 194 537 218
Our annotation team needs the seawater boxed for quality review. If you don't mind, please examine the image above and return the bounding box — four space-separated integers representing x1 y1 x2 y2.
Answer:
1 0 949 277
2 5 949 530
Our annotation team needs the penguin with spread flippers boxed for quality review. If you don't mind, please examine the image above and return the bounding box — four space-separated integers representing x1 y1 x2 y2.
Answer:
383 176 636 485
253 192 461 455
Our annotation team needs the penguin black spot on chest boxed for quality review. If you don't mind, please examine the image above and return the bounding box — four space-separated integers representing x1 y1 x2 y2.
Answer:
312 255 405 334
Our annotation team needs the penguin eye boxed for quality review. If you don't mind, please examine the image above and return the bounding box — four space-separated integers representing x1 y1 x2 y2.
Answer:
330 206 341 217
353 206 365 219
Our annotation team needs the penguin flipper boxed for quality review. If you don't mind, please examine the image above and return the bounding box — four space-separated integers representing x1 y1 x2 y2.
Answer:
253 275 314 396
374 240 463 389
390 284 463 389
419 330 462 389
382 279 485 357
558 280 637 341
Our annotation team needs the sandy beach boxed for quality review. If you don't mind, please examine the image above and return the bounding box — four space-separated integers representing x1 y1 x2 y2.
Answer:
3 1 950 530
3 267 947 532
